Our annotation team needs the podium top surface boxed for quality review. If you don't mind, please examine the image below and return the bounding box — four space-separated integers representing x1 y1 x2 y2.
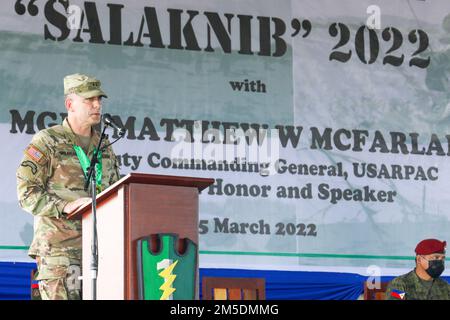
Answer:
67 173 214 220
113 173 214 190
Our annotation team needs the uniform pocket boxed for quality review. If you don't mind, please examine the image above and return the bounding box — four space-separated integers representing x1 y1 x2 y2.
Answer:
35 256 70 280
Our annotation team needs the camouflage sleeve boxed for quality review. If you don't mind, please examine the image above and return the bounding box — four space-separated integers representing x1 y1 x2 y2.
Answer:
385 277 406 300
16 133 69 218
105 143 121 186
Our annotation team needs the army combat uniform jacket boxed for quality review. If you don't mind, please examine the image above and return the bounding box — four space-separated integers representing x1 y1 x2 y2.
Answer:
385 269 450 300
16 118 121 260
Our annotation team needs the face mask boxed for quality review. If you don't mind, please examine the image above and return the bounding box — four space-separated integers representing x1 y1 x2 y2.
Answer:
425 259 445 279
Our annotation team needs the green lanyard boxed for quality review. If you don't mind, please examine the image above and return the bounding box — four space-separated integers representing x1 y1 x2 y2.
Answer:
73 145 103 193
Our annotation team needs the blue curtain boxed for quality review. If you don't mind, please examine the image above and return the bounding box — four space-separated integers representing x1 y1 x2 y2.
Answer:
200 268 374 300
0 262 36 300
2 262 448 300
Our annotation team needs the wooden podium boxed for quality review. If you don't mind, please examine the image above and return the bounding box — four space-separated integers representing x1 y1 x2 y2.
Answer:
68 173 214 300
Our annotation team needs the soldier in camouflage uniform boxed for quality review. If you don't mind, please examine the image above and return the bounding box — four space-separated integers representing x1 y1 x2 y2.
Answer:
385 239 450 300
16 74 121 300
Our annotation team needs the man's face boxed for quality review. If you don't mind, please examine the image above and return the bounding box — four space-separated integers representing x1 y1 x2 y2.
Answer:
66 94 102 127
418 253 446 269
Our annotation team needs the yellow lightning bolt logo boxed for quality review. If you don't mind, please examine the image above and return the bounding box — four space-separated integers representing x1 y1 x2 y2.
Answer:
158 260 178 300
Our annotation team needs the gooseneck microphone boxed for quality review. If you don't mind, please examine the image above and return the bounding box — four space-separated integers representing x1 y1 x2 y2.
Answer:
103 114 125 137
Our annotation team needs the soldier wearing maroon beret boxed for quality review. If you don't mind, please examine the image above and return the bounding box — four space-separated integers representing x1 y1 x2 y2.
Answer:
385 239 449 300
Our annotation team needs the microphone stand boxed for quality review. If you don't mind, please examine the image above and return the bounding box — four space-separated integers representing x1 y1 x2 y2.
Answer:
84 124 108 301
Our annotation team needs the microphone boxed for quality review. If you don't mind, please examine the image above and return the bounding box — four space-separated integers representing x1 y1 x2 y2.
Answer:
103 114 126 137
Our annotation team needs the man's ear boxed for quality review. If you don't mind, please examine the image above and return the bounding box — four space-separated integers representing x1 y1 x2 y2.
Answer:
65 96 72 112
416 255 425 266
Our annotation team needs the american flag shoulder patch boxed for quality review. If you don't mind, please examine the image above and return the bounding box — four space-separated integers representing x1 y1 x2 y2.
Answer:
25 145 47 164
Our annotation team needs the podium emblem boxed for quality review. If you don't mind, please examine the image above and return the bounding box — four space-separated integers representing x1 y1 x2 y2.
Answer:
136 233 197 300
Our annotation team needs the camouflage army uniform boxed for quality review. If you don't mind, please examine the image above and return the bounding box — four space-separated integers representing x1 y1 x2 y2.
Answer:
385 269 450 300
17 118 121 300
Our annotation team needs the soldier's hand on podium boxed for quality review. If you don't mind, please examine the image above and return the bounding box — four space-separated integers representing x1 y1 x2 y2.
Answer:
63 197 92 214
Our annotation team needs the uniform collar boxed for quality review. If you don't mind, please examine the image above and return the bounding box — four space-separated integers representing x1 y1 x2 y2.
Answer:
63 118 101 153
413 267 435 280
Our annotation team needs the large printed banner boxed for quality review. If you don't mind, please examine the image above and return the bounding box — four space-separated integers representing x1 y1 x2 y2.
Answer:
1 0 449 275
